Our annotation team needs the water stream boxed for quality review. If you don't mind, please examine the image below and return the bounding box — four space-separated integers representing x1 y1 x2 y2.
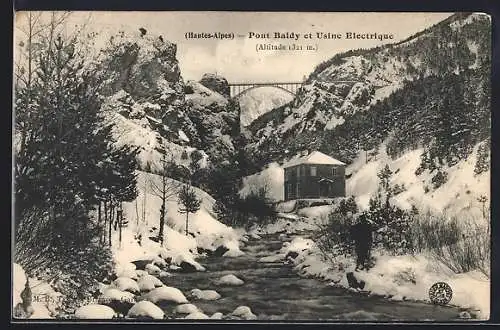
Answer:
162 232 463 321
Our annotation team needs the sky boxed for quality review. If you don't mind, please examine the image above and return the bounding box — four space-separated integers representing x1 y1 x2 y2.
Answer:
15 11 453 82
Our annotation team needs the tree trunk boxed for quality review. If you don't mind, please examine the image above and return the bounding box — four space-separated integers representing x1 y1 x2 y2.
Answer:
98 202 102 244
143 179 147 225
108 201 112 247
158 177 166 243
135 199 139 226
118 203 122 248
103 201 108 245
111 203 116 231
185 212 189 236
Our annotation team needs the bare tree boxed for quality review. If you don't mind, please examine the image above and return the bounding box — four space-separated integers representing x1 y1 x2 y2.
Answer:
148 152 183 243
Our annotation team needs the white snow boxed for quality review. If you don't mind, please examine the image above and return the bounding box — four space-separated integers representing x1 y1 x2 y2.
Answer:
214 274 244 286
29 303 53 319
346 142 490 219
190 288 221 301
145 263 162 276
283 151 345 168
144 286 188 304
185 80 229 107
74 304 116 319
12 264 62 319
185 311 210 319
297 205 332 223
127 301 165 319
210 312 224 319
115 262 138 280
231 306 257 320
238 86 294 127
13 263 26 308
178 129 190 142
239 162 284 202
100 288 135 304
175 303 200 314
137 275 164 292
112 277 140 293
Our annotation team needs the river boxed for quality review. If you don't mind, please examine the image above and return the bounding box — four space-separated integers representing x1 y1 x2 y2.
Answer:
160 232 464 321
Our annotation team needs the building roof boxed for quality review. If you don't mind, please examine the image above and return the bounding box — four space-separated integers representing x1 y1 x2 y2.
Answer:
282 151 346 168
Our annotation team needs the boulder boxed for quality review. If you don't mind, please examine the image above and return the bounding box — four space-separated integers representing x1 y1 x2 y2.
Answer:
214 274 244 286
99 288 135 314
113 277 140 294
127 301 164 319
210 312 223 319
144 286 188 304
231 306 257 320
75 304 116 319
185 311 210 319
175 303 200 314
213 245 230 257
190 289 221 301
145 263 162 276
179 261 197 273
137 275 164 292
346 272 365 290
199 73 230 98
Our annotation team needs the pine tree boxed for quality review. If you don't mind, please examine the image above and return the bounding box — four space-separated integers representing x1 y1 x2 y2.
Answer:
178 185 201 236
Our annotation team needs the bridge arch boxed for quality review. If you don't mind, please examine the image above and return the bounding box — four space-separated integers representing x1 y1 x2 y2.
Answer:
228 82 302 99
231 85 297 99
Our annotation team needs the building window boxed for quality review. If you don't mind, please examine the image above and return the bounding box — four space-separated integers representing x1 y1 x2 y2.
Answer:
310 166 317 176
332 167 337 176
296 166 300 177
296 182 300 197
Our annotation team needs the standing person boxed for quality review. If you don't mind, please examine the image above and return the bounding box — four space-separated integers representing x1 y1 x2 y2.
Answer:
350 216 373 270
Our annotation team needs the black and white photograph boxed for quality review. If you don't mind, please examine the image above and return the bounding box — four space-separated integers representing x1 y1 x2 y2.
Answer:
12 11 491 321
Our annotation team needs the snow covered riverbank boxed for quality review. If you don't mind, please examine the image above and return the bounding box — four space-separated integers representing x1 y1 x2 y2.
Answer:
272 233 490 320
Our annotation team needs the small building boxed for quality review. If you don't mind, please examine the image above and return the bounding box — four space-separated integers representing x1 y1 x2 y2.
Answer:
283 150 346 201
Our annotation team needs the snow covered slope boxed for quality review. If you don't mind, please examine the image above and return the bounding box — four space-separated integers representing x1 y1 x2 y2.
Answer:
238 87 294 127
346 141 490 219
120 171 243 260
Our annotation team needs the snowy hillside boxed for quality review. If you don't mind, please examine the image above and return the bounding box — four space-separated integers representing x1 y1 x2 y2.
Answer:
246 13 491 168
238 87 294 127
121 171 243 258
240 139 489 221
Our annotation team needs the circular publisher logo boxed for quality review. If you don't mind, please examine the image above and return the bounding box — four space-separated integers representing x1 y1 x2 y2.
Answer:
429 282 453 305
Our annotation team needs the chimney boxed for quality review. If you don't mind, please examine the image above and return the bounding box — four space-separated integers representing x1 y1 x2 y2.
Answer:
301 149 309 156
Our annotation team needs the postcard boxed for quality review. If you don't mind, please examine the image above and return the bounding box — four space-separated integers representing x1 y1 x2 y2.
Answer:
12 11 491 322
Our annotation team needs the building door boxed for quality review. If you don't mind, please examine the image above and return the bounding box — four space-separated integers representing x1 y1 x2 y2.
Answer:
319 181 330 197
